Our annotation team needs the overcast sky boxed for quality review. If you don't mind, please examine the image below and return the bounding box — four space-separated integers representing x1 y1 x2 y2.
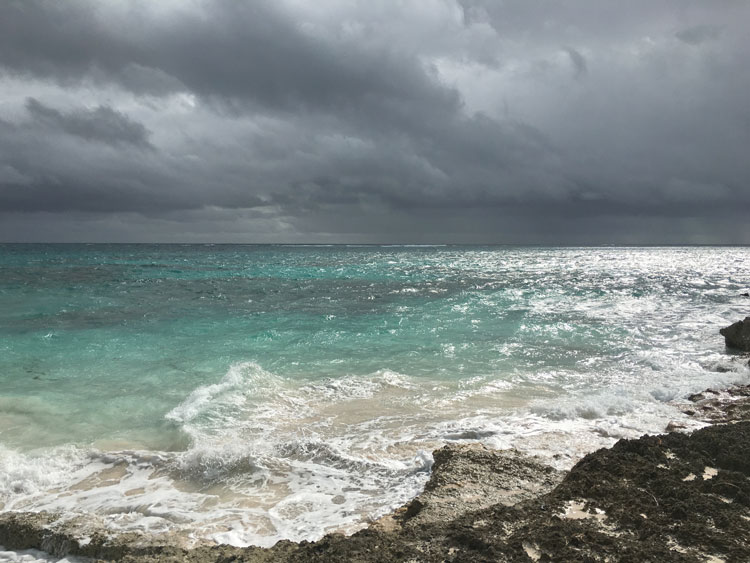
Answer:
1 0 749 244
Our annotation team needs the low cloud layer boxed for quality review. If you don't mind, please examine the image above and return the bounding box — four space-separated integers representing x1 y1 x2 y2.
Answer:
1 0 748 243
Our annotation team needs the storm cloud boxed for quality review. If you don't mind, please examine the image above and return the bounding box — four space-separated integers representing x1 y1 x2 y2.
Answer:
0 0 748 243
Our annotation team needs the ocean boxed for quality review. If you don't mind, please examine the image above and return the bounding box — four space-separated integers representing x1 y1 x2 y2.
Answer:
1 244 748 548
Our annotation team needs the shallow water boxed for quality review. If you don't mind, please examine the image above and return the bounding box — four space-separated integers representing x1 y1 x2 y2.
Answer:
1 244 748 546
0 545 88 563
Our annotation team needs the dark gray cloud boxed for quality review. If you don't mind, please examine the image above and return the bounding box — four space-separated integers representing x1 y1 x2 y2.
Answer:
25 98 152 147
0 0 748 243
562 48 588 78
0 1 457 115
675 25 722 46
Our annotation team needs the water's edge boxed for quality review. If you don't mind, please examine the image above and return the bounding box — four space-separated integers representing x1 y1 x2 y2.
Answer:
2 379 749 562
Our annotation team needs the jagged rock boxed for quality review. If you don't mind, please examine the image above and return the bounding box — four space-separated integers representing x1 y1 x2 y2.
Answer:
388 443 563 529
720 316 750 351
4 423 750 562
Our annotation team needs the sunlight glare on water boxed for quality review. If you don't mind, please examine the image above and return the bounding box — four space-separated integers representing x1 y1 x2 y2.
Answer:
1 244 749 546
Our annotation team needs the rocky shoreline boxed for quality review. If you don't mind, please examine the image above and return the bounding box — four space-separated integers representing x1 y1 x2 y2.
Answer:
2 331 750 561
2 386 750 562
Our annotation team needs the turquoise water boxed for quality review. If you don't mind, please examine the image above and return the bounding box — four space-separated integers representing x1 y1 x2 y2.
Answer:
1 244 749 545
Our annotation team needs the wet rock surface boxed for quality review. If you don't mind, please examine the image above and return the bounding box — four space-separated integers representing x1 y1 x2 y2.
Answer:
3 416 750 562
720 316 750 351
683 384 750 423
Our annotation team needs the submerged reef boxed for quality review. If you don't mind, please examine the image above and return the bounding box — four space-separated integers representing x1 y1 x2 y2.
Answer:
3 412 750 562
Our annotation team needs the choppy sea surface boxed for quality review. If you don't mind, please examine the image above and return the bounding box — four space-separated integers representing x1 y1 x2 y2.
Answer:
1 244 749 548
